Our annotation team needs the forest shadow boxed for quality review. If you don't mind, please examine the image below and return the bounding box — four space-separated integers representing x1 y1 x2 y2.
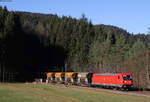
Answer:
6 32 67 82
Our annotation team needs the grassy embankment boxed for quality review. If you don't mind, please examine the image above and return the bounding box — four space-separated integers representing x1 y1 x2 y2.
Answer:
0 83 149 102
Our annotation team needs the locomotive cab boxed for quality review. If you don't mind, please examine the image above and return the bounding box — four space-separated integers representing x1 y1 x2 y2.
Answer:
120 73 133 89
122 74 132 80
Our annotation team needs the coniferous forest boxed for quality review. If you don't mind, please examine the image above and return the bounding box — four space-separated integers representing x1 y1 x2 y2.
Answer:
0 7 150 88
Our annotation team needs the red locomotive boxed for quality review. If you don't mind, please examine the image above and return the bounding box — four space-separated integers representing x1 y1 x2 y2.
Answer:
91 73 133 89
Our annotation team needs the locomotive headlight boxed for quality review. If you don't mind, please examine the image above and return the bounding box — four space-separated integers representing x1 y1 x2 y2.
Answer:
123 81 131 83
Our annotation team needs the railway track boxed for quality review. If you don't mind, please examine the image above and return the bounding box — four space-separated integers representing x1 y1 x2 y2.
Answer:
48 83 150 97
75 86 150 97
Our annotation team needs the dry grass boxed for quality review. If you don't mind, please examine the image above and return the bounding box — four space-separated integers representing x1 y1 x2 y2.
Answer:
0 83 149 102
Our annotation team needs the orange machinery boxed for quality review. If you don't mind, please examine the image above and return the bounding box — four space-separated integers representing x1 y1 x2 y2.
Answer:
65 72 78 84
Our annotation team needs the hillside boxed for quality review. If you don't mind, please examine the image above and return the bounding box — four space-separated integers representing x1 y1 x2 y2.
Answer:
0 6 150 88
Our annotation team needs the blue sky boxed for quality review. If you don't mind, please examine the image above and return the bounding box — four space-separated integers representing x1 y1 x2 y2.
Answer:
0 0 150 34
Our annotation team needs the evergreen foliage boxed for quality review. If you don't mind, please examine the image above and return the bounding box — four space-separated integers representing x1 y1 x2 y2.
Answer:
0 6 150 88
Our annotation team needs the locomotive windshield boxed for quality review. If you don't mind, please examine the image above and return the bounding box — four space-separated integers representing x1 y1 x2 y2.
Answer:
122 75 132 80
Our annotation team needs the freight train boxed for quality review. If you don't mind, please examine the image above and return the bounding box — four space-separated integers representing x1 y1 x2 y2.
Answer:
46 72 133 90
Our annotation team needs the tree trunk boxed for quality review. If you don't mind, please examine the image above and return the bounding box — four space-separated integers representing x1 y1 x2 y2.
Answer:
146 51 150 88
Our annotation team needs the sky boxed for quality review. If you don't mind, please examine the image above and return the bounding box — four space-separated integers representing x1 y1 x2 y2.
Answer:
0 0 150 34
